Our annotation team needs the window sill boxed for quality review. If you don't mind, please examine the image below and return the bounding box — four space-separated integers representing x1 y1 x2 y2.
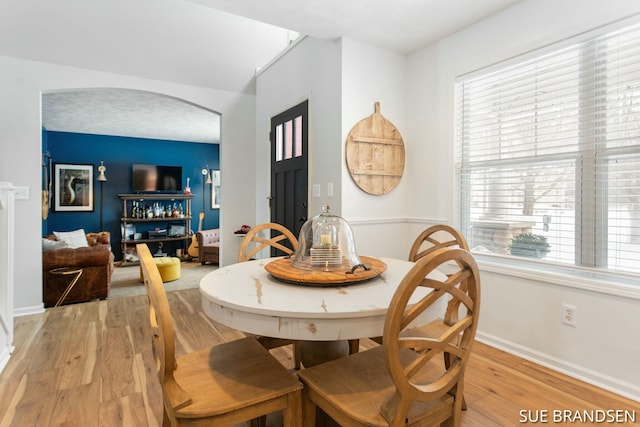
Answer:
473 253 640 300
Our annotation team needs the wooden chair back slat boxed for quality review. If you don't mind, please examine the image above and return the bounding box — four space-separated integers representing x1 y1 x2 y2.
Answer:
237 223 299 262
408 224 469 262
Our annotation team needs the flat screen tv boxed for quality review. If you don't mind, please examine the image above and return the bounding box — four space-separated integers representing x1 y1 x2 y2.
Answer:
132 164 182 192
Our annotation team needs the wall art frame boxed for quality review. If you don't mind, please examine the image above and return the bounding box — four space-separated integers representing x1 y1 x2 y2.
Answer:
54 163 94 212
210 169 220 209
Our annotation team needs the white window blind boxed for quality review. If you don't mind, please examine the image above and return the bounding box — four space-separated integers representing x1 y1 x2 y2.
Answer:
455 21 640 276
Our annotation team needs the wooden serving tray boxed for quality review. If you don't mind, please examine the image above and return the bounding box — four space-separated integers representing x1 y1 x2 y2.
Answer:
264 256 387 286
345 102 405 195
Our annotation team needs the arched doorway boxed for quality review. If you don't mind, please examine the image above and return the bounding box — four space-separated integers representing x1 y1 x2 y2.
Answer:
41 88 221 262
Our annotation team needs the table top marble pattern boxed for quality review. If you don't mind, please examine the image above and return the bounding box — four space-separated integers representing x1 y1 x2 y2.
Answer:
200 257 445 341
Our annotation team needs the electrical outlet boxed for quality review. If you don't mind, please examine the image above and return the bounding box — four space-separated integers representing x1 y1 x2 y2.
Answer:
562 303 577 327
312 184 321 198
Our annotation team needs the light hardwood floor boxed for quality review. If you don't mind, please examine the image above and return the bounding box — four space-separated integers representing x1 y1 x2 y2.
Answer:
0 288 637 426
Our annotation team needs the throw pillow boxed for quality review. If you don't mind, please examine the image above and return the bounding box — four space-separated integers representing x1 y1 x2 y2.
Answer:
54 229 89 249
85 232 110 246
42 238 68 251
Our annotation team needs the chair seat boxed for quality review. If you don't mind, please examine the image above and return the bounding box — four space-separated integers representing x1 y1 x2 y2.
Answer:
297 346 454 426
173 337 302 420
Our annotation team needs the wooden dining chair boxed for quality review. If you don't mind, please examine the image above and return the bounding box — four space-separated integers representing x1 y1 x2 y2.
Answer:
296 247 480 426
367 224 470 346
237 223 303 369
138 243 303 426
408 224 470 262
237 222 299 261
405 224 472 409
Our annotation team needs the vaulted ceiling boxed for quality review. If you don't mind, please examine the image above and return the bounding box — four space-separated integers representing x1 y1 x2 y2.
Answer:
1 0 522 142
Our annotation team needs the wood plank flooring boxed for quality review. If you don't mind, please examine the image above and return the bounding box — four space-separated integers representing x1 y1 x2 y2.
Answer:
0 288 637 426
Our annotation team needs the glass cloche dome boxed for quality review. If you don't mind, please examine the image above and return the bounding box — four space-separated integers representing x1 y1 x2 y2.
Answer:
291 205 365 272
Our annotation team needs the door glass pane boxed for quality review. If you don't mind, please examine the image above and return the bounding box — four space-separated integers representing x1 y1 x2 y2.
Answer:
275 124 283 162
284 120 293 160
295 116 303 157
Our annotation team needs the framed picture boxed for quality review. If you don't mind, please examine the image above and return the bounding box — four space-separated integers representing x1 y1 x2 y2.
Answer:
54 163 94 212
211 169 221 209
121 223 136 241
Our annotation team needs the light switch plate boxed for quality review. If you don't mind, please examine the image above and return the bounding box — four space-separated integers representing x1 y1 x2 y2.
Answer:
14 186 30 200
312 184 321 198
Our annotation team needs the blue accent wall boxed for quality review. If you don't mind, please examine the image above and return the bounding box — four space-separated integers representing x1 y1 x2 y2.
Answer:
44 131 220 261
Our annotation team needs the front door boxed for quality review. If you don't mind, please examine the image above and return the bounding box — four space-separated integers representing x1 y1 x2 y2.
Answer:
270 101 308 255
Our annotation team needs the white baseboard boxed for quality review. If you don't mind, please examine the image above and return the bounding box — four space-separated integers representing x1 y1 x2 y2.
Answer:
476 331 640 403
0 345 14 375
13 304 44 317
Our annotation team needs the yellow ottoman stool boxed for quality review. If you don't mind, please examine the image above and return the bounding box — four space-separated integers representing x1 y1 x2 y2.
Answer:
139 257 181 283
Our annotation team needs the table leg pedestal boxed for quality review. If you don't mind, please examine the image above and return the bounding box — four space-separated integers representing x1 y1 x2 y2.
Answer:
298 340 349 368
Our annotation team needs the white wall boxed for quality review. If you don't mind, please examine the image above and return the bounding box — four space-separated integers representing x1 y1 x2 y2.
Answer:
340 38 411 260
255 37 342 229
218 97 257 267
256 37 411 260
0 55 256 312
405 0 640 400
254 0 640 401
0 183 16 374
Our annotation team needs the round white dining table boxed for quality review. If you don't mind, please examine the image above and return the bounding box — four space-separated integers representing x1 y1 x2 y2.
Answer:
200 256 446 341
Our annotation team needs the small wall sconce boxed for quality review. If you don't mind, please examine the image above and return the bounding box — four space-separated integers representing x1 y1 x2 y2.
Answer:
97 161 107 182
203 165 213 184
97 160 107 231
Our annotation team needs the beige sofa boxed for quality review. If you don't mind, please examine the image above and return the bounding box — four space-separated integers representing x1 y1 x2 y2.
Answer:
196 228 220 265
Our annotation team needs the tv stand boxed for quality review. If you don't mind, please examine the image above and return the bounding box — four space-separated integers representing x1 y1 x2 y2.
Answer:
118 193 194 266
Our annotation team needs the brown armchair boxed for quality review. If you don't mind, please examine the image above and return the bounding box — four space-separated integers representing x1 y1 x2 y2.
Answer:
196 228 220 265
42 231 115 307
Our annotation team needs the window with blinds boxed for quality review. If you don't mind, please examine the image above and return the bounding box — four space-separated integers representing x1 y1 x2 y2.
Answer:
455 21 640 276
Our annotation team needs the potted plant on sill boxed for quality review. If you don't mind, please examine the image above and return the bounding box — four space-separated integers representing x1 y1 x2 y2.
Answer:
509 233 550 259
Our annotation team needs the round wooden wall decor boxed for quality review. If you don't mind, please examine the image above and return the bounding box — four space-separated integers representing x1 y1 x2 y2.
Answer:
345 102 405 195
